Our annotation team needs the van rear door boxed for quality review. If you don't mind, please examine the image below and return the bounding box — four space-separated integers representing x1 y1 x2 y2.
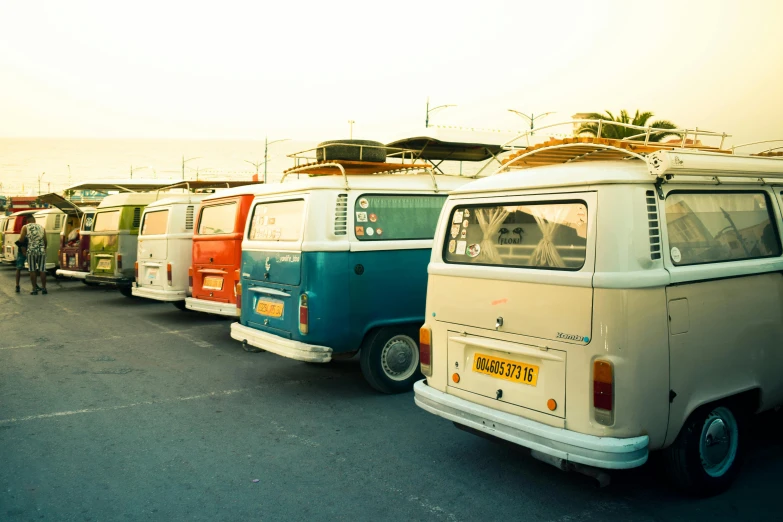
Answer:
138 208 170 289
241 198 306 338
430 192 596 418
192 200 241 302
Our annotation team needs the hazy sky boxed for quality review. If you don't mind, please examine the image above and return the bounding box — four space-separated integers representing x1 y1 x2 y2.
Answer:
1 0 781 147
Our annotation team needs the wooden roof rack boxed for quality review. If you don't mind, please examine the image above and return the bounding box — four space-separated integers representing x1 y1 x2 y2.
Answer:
280 160 439 191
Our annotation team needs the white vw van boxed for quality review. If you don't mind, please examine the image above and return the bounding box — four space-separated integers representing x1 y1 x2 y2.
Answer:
132 194 208 308
32 208 67 271
415 128 783 495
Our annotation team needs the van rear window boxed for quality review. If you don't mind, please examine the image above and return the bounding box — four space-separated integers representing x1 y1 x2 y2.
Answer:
198 202 237 235
140 210 169 235
93 210 121 232
665 191 781 265
442 201 588 270
248 200 305 241
354 194 447 241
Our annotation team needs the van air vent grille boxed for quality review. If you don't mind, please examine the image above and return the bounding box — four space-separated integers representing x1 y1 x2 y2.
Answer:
54 214 61 230
334 194 348 236
646 190 661 260
185 206 194 230
132 207 141 228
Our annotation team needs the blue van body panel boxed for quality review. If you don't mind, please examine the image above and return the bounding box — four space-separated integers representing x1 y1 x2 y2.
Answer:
240 248 430 353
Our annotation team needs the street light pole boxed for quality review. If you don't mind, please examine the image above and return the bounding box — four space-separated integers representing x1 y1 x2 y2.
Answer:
38 172 45 195
264 137 290 184
182 156 202 181
425 97 457 128
348 120 355 139
507 109 556 133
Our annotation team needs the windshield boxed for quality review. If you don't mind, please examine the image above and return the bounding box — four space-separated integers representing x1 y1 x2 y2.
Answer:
141 209 169 235
354 194 447 241
442 201 588 270
93 210 121 232
198 202 237 235
248 200 305 241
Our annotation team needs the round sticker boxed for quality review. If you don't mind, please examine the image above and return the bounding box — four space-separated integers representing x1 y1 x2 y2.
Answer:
448 240 456 253
467 244 481 258
359 198 369 209
671 247 682 263
462 220 469 228
366 227 374 236
369 213 377 223
375 228 383 235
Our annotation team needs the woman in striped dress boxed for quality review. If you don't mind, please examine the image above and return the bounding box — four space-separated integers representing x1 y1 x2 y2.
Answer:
19 215 48 295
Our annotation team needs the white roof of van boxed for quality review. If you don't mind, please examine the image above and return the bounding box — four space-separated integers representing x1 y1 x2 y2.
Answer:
33 208 66 216
255 174 470 196
145 194 210 208
97 192 165 208
199 183 273 202
8 209 40 217
450 160 653 195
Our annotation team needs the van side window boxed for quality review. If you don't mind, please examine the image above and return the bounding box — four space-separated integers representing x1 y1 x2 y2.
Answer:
354 194 447 241
198 202 238 235
140 210 169 235
248 200 305 241
442 201 588 270
665 191 781 266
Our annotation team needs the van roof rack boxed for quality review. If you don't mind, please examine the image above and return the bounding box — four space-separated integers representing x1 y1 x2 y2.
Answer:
500 120 732 171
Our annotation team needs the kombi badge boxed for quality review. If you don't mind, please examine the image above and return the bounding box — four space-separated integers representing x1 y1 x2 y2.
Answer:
359 198 369 209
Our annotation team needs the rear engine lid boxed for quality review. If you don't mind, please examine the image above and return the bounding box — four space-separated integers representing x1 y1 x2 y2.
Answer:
243 250 302 286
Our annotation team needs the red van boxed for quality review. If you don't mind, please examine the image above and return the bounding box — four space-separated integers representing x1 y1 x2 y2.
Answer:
185 185 268 316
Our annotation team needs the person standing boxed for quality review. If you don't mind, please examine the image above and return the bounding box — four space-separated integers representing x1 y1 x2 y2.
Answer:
13 232 27 293
19 215 48 295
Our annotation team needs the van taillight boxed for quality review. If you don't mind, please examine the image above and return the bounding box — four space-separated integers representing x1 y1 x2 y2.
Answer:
234 269 242 310
83 249 89 261
62 253 67 265
117 254 122 270
420 327 432 376
188 268 193 294
167 263 172 285
299 294 309 335
593 360 614 425
134 262 139 280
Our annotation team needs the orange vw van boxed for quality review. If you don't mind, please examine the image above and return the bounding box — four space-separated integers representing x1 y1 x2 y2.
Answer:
185 184 267 316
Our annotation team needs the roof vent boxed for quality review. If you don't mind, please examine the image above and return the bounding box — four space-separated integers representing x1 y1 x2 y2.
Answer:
185 205 194 230
334 194 348 236
646 190 661 260
132 207 141 228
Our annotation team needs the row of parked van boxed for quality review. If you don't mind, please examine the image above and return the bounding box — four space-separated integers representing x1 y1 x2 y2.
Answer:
5 128 783 496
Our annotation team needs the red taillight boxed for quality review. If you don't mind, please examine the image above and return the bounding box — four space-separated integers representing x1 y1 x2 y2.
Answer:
62 253 67 265
593 360 614 425
234 269 242 310
117 254 122 270
134 261 139 280
83 249 89 259
188 267 193 294
167 263 172 285
419 327 432 376
299 294 309 335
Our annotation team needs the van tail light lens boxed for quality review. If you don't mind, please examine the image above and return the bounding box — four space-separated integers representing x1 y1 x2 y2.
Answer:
419 327 432 376
117 254 123 270
234 269 242 310
188 267 193 294
62 253 67 266
593 360 614 425
134 261 139 280
83 249 89 262
299 293 309 335
167 263 172 285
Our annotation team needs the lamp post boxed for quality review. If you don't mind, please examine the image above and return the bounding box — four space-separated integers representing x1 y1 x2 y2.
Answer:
130 165 151 179
38 172 45 195
244 160 263 182
507 109 555 133
425 97 457 128
348 120 355 139
182 156 202 181
263 137 290 184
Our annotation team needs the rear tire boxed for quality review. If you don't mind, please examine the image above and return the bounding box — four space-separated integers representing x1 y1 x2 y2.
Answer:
315 139 386 163
663 404 744 496
119 286 134 298
172 301 189 311
359 326 421 394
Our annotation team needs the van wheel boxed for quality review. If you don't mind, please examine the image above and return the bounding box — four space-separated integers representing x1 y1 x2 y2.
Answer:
119 286 134 298
172 301 190 311
664 404 743 496
360 326 421 394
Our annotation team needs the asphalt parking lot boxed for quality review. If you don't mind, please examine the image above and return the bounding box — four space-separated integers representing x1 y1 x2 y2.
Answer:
1 267 782 521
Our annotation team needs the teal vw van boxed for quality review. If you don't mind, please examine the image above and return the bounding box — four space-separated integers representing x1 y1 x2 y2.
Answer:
231 140 471 393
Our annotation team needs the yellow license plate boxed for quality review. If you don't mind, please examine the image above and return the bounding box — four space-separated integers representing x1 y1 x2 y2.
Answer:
256 299 283 318
473 353 539 386
97 258 112 270
203 276 223 290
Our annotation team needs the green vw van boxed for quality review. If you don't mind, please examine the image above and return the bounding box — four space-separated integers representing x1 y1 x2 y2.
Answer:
84 192 162 296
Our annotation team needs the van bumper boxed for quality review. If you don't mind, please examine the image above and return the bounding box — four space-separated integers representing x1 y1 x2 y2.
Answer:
185 297 239 317
413 380 649 470
56 269 88 279
84 274 133 286
230 322 333 363
132 286 186 302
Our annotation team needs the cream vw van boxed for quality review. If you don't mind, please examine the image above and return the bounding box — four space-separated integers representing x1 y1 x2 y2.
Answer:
85 192 162 296
132 194 208 308
32 208 67 271
415 128 783 495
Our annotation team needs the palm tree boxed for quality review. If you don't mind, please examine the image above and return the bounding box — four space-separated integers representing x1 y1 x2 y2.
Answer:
576 110 679 143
